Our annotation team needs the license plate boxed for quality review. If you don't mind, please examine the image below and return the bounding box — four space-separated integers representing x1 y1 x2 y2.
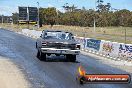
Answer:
60 50 65 53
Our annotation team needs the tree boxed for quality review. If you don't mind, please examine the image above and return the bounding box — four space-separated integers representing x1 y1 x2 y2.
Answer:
62 3 77 12
39 7 57 27
39 2 132 27
116 9 131 26
96 0 111 13
12 13 19 24
62 3 70 12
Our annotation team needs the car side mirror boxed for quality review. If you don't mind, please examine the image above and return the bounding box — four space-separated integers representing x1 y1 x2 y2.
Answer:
72 36 74 39
40 34 42 38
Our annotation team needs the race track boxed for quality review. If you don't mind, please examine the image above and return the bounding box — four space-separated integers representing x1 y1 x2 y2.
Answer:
0 28 131 88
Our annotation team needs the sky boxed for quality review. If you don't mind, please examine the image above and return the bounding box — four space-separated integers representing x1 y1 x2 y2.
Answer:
0 0 132 16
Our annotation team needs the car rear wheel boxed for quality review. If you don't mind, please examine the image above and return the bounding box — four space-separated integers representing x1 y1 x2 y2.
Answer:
37 50 46 61
66 54 76 62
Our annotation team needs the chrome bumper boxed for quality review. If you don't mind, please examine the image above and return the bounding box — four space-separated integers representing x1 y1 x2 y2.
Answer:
41 48 80 55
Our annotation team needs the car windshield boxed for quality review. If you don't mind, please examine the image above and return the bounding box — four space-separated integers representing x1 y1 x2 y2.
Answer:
43 32 73 40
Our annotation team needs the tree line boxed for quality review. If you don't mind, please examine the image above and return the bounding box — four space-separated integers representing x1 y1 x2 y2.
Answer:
2 0 132 27
39 1 132 27
39 9 132 27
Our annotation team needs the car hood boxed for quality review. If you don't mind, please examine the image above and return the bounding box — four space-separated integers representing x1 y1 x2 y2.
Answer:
42 38 77 44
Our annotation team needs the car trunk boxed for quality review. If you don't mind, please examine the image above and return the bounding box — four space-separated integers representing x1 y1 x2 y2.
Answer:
41 39 77 50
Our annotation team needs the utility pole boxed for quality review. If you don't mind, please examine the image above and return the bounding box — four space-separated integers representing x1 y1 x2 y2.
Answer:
56 10 59 25
27 6 29 29
125 28 126 44
37 2 40 29
94 0 96 38
121 15 126 44
94 17 96 34
2 15 3 24
7 17 8 23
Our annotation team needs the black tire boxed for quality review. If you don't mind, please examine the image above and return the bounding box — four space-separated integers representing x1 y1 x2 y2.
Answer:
40 52 46 61
37 50 46 61
36 43 37 48
37 50 40 58
66 54 76 62
71 55 76 62
66 55 70 62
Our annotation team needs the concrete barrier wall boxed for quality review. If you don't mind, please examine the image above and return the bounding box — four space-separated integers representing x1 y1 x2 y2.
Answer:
21 29 132 60
74 36 132 60
22 29 42 38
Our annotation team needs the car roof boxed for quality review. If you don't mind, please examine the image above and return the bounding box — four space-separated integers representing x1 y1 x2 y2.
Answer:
43 29 71 34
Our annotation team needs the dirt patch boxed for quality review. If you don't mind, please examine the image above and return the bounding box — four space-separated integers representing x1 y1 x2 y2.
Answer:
0 24 132 43
0 56 31 88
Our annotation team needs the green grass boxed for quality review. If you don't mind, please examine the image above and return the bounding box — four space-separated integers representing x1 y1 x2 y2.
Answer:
0 24 132 44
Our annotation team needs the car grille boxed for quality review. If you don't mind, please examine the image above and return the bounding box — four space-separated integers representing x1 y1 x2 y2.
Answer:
42 43 76 50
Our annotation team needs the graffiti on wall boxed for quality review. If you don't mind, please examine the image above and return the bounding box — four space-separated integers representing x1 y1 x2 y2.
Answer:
118 44 132 59
102 43 114 53
101 42 115 56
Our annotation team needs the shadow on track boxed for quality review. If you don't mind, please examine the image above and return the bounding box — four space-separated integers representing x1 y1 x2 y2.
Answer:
37 55 80 63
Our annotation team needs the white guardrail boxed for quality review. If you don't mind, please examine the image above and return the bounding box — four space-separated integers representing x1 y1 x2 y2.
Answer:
21 29 132 62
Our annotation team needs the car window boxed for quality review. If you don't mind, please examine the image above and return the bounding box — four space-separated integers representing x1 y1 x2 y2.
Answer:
43 32 73 40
